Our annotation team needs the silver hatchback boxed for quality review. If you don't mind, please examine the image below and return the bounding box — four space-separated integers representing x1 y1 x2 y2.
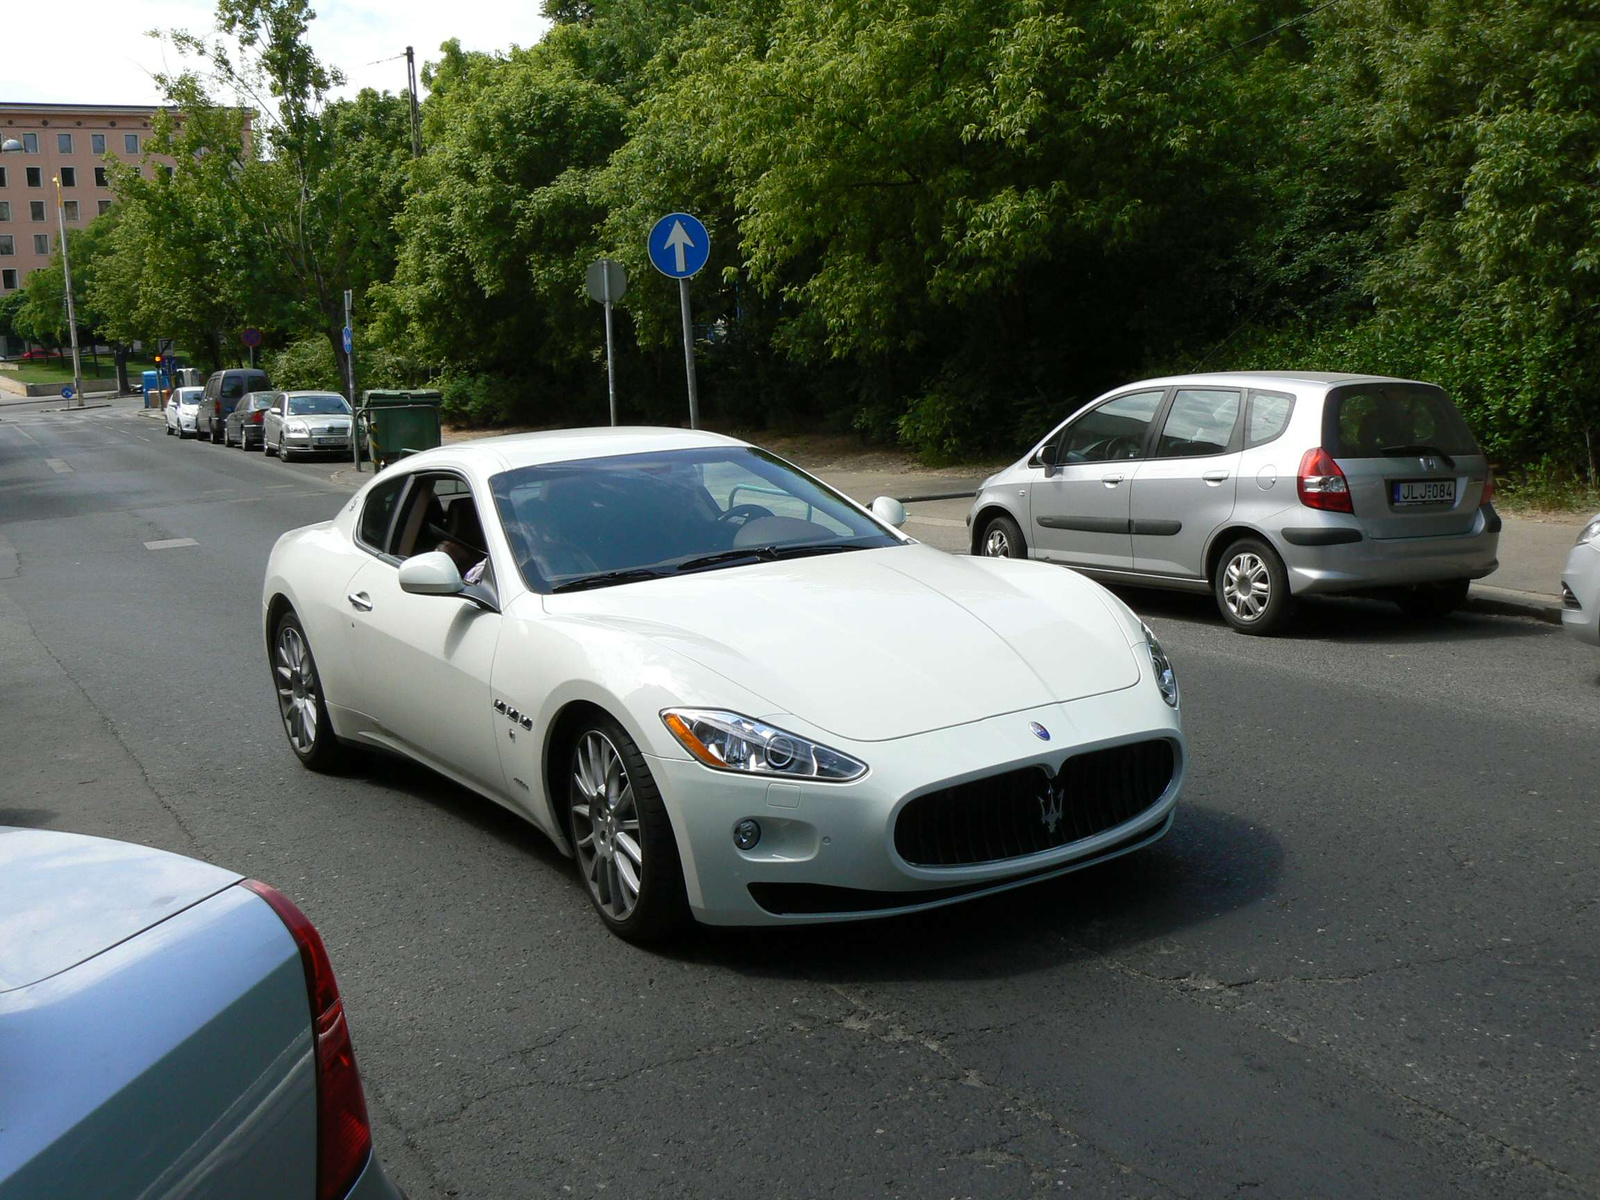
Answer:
968 372 1500 634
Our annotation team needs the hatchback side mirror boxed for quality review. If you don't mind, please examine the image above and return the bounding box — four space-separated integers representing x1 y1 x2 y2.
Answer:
871 496 908 529
397 551 464 596
1037 441 1060 468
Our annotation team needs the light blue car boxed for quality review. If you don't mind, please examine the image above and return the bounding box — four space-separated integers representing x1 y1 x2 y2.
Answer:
0 827 402 1200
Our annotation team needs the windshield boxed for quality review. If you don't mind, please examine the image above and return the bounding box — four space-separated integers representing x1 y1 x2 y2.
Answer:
287 394 351 416
490 447 902 593
177 389 202 405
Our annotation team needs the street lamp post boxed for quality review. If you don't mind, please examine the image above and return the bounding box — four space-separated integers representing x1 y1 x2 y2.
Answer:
0 138 84 407
52 174 86 409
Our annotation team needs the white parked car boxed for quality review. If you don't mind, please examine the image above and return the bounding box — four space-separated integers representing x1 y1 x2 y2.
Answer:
164 386 204 438
262 429 1185 940
1562 514 1600 645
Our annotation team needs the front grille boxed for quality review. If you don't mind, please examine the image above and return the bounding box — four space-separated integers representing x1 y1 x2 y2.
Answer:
894 739 1176 868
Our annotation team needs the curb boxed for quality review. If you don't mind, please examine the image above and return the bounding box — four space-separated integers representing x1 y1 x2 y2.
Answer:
1466 584 1563 625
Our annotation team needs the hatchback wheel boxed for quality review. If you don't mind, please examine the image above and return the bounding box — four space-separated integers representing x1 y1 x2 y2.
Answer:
1215 537 1295 635
271 611 345 771
1395 578 1470 620
980 514 1026 559
566 716 688 941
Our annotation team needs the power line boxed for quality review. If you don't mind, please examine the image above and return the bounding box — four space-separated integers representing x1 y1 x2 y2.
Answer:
1176 0 1347 78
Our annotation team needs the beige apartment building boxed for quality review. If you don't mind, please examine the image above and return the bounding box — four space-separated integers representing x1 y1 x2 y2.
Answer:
0 102 171 296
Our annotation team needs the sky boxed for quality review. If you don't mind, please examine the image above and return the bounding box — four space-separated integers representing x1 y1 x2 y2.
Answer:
2 0 553 107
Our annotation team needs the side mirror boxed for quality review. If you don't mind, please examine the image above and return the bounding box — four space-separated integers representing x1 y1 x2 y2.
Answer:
1037 441 1059 468
871 496 908 529
398 551 465 596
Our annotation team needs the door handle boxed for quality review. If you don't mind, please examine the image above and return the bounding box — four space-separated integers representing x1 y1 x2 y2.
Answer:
346 592 373 612
1202 470 1230 484
1101 474 1125 487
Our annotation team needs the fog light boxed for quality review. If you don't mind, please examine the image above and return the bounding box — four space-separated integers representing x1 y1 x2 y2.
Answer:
733 818 762 850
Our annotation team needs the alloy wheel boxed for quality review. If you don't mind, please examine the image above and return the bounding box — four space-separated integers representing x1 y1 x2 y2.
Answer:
983 527 1011 557
1222 552 1271 622
570 730 644 923
274 624 320 754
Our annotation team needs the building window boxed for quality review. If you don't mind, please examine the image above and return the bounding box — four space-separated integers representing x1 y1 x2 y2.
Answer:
124 133 140 154
98 200 113 215
0 202 8 222
161 164 173 179
94 166 108 188
33 234 50 255
92 133 106 155
22 133 38 153
1 269 16 290
57 133 73 154
60 167 76 188
0 236 13 256
26 167 42 188
29 201 45 222
63 200 79 222
0 167 6 187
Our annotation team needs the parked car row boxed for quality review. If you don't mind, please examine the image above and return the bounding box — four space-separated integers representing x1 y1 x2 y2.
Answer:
163 368 354 461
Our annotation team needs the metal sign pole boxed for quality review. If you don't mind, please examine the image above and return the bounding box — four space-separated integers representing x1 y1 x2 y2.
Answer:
603 271 618 427
679 277 699 430
344 289 359 470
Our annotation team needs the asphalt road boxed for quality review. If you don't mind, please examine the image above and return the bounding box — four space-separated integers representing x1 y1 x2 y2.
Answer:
3 402 1596 1199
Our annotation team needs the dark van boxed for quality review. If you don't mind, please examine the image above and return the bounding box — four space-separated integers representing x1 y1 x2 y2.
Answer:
197 369 272 444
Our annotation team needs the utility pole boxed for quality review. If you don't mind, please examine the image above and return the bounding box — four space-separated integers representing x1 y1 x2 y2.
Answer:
405 47 422 159
344 289 359 469
52 175 84 409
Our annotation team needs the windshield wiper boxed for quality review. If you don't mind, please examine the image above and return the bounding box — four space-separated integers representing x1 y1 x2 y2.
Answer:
1380 444 1456 468
550 568 670 593
676 542 870 574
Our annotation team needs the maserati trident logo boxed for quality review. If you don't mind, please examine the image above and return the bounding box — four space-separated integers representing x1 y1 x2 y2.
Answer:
1029 721 1051 741
1038 783 1065 835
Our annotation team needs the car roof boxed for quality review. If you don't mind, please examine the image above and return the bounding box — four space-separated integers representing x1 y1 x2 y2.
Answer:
1116 370 1429 392
401 426 751 473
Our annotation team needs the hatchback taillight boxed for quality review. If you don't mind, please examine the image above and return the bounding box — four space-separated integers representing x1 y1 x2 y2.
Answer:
1297 448 1353 513
243 880 373 1200
253 409 265 423
1480 469 1496 507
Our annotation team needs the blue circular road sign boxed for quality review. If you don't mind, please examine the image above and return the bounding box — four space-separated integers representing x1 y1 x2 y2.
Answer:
342 326 353 354
60 385 74 400
647 212 711 279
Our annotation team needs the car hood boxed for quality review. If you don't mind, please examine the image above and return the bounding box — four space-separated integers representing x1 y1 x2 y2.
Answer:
0 828 240 992
545 545 1141 742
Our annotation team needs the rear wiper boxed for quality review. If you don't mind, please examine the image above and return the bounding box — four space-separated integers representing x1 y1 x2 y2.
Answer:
551 568 670 593
676 542 869 574
1381 444 1455 468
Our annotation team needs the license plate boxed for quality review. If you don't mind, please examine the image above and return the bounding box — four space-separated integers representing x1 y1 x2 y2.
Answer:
315 436 346 445
1392 479 1455 506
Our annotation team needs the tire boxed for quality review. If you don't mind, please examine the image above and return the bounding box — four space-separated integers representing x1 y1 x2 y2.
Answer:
271 610 346 771
280 442 296 463
1214 537 1296 635
565 715 690 942
165 423 174 436
264 435 277 458
1395 579 1470 620
979 513 1027 559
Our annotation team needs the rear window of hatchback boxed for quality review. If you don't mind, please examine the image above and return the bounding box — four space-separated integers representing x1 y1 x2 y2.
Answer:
1323 383 1480 458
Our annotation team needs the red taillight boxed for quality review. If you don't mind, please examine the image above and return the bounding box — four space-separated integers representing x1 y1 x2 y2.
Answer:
243 880 373 1200
215 401 222 416
253 409 265 423
1297 447 1353 513
1481 469 1496 507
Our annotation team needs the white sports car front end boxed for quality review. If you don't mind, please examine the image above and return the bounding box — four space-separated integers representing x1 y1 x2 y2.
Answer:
261 428 1184 939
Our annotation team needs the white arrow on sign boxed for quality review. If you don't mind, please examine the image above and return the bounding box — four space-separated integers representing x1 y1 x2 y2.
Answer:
664 220 696 274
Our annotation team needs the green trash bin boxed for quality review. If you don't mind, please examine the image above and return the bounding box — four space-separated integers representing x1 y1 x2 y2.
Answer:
359 389 443 470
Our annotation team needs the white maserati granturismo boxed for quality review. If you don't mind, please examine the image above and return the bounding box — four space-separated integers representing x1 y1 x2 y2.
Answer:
262 428 1185 940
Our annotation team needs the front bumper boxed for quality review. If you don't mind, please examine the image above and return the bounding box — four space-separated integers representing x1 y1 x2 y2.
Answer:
1275 506 1500 596
651 682 1184 925
1561 539 1600 645
282 432 352 453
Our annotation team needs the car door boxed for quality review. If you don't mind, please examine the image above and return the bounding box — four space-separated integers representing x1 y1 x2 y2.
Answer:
263 393 286 449
1130 387 1245 578
1029 389 1165 567
341 470 507 795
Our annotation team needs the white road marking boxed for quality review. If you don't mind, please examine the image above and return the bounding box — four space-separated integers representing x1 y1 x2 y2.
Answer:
144 538 199 550
45 458 73 474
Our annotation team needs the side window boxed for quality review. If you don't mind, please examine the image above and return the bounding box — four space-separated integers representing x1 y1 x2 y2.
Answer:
221 376 245 399
392 474 491 578
1246 391 1294 448
1154 389 1241 458
357 476 408 554
1057 390 1165 464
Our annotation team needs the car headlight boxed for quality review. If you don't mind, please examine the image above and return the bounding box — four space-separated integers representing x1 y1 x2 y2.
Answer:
1579 518 1600 546
1141 622 1179 708
285 420 309 435
662 709 868 781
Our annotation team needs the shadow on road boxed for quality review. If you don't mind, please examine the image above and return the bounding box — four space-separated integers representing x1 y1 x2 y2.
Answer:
673 803 1282 982
1114 584 1552 645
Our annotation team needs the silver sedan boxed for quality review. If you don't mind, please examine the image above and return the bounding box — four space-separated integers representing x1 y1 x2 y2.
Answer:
263 391 355 462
